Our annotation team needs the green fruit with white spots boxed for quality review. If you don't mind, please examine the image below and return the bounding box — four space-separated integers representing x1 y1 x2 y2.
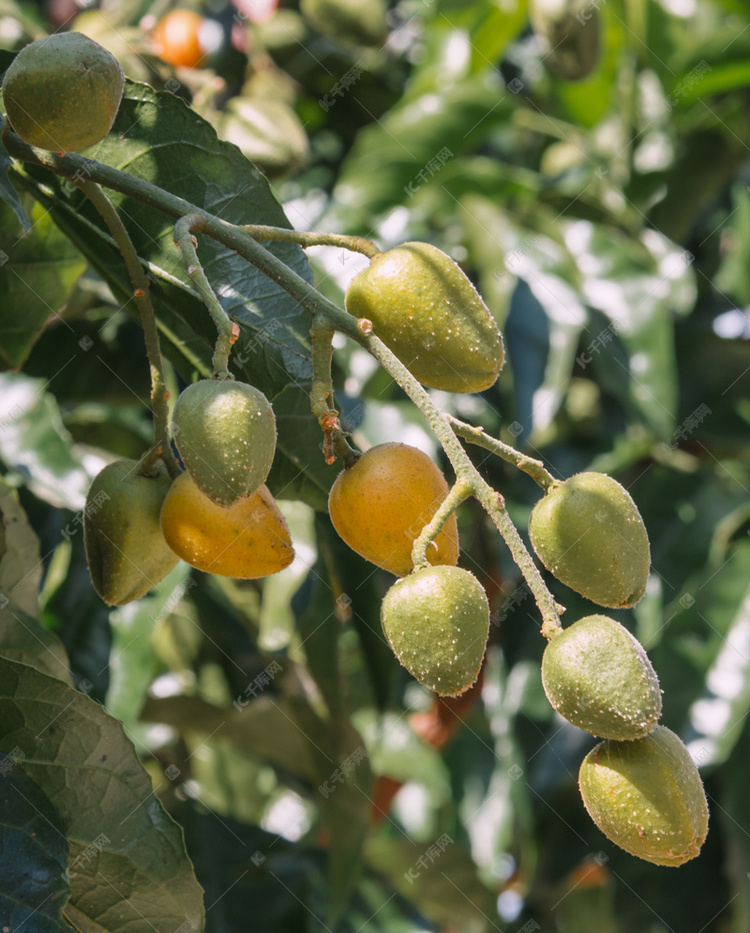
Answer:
172 379 276 507
381 565 490 697
529 472 650 608
542 615 661 740
345 242 504 393
2 32 124 152
83 459 178 606
579 726 708 866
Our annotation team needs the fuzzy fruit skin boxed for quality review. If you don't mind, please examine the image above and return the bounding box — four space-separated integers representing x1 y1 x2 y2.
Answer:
345 242 504 394
159 472 293 578
529 472 650 608
2 32 124 152
381 566 490 696
328 443 459 577
579 725 708 866
542 615 661 740
83 459 178 606
172 379 276 507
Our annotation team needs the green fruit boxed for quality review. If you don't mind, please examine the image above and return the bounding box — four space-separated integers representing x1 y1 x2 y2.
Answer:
300 0 388 47
579 726 709 866
542 615 661 740
381 566 490 697
83 459 178 606
529 0 600 82
172 379 276 507
345 242 504 394
529 472 650 608
2 32 124 152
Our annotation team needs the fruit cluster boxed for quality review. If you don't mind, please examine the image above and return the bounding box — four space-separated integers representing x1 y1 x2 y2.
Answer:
83 377 293 603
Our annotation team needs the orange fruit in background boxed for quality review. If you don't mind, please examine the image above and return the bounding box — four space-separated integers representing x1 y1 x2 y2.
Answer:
152 10 207 68
160 471 294 578
328 442 459 577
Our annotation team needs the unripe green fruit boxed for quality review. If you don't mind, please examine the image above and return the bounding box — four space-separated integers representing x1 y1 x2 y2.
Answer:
529 0 600 82
529 472 650 608
83 459 178 606
345 242 504 394
2 32 125 152
172 379 276 507
579 726 708 866
381 566 490 697
542 615 661 740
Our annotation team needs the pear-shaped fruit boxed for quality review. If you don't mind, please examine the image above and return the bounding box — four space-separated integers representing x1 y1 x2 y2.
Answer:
579 726 708 866
530 0 600 81
2 32 124 152
172 378 276 507
159 471 294 578
345 242 504 393
529 472 650 608
381 566 490 696
328 443 459 577
542 615 661 740
83 459 178 606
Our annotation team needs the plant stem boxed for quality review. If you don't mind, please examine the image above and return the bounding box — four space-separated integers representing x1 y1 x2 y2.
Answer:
411 480 472 571
73 178 179 478
446 416 558 491
310 320 359 466
239 225 381 259
174 213 238 377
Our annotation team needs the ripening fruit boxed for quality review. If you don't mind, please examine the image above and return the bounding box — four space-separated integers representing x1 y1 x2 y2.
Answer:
172 379 276 507
328 443 459 577
542 615 661 740
381 566 490 697
83 459 178 606
579 726 709 866
159 471 293 578
2 32 124 152
152 10 208 68
529 472 650 608
345 242 504 393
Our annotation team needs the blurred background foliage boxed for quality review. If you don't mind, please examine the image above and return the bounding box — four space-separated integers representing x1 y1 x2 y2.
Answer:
1 0 750 929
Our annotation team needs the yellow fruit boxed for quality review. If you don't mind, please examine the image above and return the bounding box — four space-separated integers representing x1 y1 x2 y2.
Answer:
529 472 650 608
172 378 276 507
381 566 490 697
83 459 178 606
328 443 459 577
159 472 293 578
542 614 661 740
579 726 709 866
2 32 124 152
345 242 504 393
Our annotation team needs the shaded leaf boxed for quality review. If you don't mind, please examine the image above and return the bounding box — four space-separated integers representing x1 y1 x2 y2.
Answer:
0 657 205 932
0 756 71 932
0 113 31 232
0 600 70 682
0 475 43 615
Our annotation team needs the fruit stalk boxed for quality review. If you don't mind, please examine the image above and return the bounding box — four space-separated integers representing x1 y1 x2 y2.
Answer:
73 178 178 478
410 480 471 571
310 320 359 466
446 415 557 490
174 213 239 377
239 224 381 259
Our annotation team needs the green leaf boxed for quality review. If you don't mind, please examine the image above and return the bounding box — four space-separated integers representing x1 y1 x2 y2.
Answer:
13 79 313 400
0 757 71 932
0 114 31 232
0 372 93 509
0 600 70 682
0 197 86 370
0 476 43 615
0 657 205 931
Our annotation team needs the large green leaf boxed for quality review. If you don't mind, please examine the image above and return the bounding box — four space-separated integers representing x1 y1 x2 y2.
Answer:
0 197 86 370
11 79 313 400
0 759 71 931
0 657 205 931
